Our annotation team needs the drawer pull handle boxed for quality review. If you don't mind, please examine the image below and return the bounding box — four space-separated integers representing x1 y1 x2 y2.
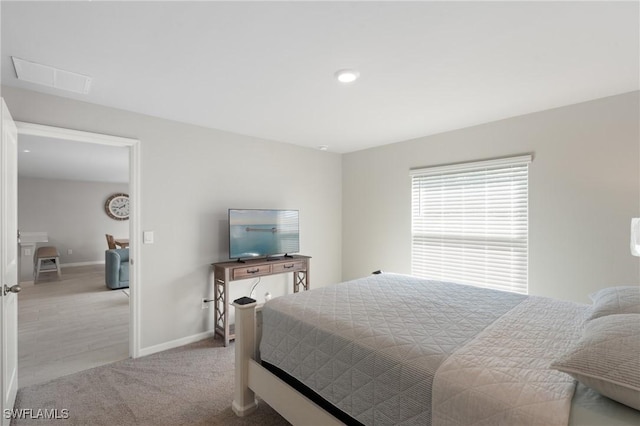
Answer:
284 265 294 269
247 268 260 274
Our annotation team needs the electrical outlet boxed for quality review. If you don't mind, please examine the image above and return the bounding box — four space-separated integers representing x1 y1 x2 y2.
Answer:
67 249 73 255
201 298 209 310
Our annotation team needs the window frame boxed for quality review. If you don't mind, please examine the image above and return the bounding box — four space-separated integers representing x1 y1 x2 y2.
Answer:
410 155 532 294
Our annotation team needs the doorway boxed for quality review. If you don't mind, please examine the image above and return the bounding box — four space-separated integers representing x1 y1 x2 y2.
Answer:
14 122 141 386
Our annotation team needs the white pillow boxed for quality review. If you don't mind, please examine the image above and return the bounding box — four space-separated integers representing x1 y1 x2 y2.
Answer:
551 314 640 410
587 286 640 321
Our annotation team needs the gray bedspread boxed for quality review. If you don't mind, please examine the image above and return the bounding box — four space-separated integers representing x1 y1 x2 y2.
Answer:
260 273 543 425
432 296 586 426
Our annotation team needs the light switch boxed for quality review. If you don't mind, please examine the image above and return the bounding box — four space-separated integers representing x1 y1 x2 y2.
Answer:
143 231 154 244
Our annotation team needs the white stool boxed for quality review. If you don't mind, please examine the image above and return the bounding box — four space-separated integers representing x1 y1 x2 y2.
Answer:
34 246 62 282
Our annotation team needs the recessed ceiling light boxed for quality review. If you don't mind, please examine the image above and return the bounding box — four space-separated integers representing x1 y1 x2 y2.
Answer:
318 145 329 151
22 149 31 153
334 69 360 84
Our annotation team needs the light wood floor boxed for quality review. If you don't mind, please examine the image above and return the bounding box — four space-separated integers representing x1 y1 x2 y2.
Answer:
18 264 129 388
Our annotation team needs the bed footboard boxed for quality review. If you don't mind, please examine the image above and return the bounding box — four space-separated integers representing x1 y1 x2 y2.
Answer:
231 297 258 417
232 297 343 425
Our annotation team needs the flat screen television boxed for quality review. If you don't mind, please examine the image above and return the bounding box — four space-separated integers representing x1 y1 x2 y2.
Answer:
228 209 299 260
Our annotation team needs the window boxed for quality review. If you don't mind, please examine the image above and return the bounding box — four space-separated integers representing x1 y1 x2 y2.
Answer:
411 155 531 294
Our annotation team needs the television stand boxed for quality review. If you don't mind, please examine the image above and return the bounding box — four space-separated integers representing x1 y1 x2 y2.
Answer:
211 255 311 347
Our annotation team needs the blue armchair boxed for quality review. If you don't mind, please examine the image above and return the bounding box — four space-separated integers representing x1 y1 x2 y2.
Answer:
105 249 129 289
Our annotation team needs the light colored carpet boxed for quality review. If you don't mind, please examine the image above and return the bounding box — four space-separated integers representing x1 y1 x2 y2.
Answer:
12 339 289 426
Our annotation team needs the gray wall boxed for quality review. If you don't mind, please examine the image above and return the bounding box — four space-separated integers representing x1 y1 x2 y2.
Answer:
3 85 343 350
18 177 129 281
6 84 638 353
343 91 640 303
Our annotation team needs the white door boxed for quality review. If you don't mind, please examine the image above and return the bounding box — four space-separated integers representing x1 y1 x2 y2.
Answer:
0 98 19 426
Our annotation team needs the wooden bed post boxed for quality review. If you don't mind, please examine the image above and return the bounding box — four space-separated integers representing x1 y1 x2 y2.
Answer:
232 297 258 417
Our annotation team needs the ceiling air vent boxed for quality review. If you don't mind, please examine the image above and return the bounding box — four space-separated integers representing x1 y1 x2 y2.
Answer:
12 57 92 94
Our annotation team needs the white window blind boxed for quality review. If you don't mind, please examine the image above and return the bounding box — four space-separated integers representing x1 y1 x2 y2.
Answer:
411 155 531 294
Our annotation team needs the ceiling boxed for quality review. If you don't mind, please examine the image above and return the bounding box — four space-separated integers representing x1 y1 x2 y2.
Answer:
1 1 638 155
18 134 129 184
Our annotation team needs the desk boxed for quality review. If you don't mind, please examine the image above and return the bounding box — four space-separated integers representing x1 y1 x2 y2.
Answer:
114 238 129 248
211 255 310 346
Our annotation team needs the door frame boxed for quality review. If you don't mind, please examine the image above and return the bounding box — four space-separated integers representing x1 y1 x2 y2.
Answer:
1 99 19 425
14 122 142 358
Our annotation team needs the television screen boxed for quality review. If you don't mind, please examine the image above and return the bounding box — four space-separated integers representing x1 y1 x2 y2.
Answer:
229 209 299 259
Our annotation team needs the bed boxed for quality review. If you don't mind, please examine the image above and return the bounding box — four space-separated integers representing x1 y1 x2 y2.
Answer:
232 273 640 425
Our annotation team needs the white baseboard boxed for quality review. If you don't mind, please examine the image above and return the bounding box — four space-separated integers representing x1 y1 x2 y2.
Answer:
137 330 216 358
61 260 105 268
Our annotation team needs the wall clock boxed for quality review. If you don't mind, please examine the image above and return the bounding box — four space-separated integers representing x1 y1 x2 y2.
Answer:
105 193 130 221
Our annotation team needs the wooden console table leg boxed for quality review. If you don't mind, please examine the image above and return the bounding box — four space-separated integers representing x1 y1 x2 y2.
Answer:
293 270 309 292
214 276 225 346
224 275 230 347
213 266 233 347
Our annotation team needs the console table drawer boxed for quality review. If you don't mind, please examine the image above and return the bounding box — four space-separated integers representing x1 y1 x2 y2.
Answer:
232 265 272 280
272 261 304 274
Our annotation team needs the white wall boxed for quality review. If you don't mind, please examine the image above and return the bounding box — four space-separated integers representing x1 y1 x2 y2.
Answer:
3 86 342 350
17 177 129 281
343 92 640 303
